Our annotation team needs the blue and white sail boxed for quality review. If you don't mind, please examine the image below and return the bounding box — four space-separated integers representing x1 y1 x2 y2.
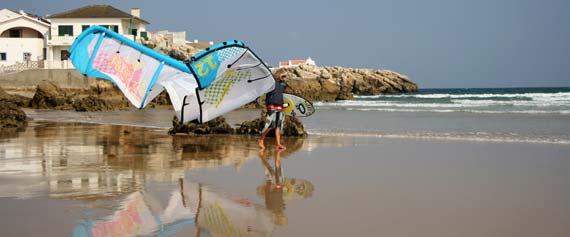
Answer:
70 26 274 123
70 26 195 109
172 41 275 122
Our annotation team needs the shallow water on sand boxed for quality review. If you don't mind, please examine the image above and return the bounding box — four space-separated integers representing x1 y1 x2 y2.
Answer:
1 119 569 236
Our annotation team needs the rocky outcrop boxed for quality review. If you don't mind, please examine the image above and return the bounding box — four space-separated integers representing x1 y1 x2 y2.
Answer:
0 87 28 131
278 65 418 101
169 113 307 137
29 80 130 111
0 86 29 107
145 34 201 61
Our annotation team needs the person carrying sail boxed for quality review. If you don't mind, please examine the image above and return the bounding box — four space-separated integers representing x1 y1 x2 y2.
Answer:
259 69 287 150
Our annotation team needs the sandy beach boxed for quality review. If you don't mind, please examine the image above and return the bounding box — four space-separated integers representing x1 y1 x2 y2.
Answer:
1 108 569 236
1 1 569 236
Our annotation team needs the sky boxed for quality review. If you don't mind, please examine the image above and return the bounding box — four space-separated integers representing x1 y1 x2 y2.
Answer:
3 0 570 88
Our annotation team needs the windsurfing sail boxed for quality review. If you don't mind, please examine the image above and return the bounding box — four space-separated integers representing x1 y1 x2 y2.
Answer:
168 40 275 123
70 26 275 123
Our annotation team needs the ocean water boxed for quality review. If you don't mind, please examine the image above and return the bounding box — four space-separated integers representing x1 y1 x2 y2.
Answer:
315 87 570 114
310 87 570 144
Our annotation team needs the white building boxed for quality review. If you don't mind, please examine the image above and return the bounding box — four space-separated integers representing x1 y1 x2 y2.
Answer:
0 9 50 66
45 5 150 69
278 57 316 68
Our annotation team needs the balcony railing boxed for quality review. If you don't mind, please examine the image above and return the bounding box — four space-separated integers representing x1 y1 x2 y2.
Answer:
0 60 77 73
47 35 76 46
48 34 137 46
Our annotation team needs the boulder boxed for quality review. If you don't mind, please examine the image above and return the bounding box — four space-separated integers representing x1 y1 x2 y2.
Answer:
235 112 307 137
235 117 265 135
0 95 28 131
281 115 307 137
169 116 234 135
0 87 30 107
72 95 114 112
29 81 71 109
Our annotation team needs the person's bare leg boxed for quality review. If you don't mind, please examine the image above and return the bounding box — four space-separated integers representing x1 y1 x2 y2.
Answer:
275 128 286 150
259 129 270 150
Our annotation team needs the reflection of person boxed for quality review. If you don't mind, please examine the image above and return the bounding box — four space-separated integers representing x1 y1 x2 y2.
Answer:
259 69 288 150
258 148 287 226
257 147 315 208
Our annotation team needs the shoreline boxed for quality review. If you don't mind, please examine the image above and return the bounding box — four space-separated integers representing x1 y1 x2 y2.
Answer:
19 109 570 146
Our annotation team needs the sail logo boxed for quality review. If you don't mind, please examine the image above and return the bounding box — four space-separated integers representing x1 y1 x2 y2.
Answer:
194 55 218 77
192 54 221 88
93 53 143 99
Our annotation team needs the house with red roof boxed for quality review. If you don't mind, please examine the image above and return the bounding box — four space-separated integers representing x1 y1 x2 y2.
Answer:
278 57 316 68
45 5 150 69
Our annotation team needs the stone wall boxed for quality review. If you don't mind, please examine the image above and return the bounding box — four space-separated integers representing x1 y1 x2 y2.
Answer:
0 69 97 90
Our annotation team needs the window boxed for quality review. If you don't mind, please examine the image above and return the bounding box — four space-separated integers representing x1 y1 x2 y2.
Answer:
82 25 90 31
60 50 70 61
132 29 138 36
58 25 73 36
23 52 31 61
0 53 6 61
99 25 118 33
9 29 21 38
140 31 148 40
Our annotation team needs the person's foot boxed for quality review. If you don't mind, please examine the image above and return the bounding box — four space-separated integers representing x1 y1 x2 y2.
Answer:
258 139 265 150
277 144 286 150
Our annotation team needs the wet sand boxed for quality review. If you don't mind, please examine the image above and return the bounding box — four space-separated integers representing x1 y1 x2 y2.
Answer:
1 121 569 236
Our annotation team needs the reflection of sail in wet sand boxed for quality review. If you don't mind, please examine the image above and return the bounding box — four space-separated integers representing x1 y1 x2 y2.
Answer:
179 179 274 237
73 189 197 237
73 178 275 237
198 194 274 237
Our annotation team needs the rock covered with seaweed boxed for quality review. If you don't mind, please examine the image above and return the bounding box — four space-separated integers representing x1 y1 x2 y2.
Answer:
0 87 28 131
169 113 307 137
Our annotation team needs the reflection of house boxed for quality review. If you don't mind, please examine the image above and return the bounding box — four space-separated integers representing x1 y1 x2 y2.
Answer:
278 57 316 68
45 5 149 69
0 9 50 66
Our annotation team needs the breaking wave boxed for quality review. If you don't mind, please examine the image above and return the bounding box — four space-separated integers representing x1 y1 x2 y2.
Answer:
316 88 570 115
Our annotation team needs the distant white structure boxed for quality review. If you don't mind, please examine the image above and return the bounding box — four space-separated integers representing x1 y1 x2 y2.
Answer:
278 57 316 68
186 39 214 50
45 5 150 69
0 9 50 66
150 30 187 48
